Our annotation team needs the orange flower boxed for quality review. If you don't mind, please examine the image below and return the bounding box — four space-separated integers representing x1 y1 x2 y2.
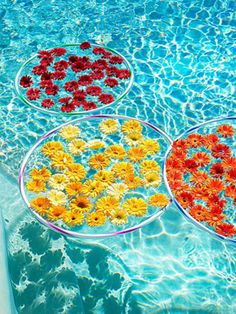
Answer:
215 223 236 237
211 144 231 159
202 134 219 149
192 152 211 167
172 139 188 152
205 212 226 227
191 186 209 201
170 150 187 161
216 124 235 138
167 170 183 183
169 181 191 194
225 169 236 184
186 133 204 148
166 158 183 171
206 195 226 212
189 205 208 222
189 171 210 188
176 192 194 209
222 157 236 170
224 184 236 198
206 179 225 195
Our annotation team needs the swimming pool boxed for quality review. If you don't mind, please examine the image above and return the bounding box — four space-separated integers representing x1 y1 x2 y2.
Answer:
0 0 235 313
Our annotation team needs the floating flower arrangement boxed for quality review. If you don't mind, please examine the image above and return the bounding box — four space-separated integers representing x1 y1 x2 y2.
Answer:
166 120 236 240
21 116 170 236
15 43 133 114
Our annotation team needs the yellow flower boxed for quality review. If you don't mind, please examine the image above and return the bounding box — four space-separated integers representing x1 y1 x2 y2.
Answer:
106 183 128 200
51 152 73 170
81 180 105 198
149 193 169 207
96 196 120 216
63 210 84 226
30 197 51 215
122 120 142 134
99 119 119 134
86 211 106 227
26 179 46 193
41 141 64 157
48 174 69 190
64 163 87 181
87 139 106 149
59 124 80 141
48 190 67 206
124 131 143 146
128 147 146 163
30 167 51 181
65 182 83 198
89 153 110 170
124 175 143 190
143 172 161 187
94 170 115 186
110 209 128 225
140 160 161 175
122 197 148 217
111 162 134 179
47 205 66 221
68 139 86 155
70 196 92 213
140 139 160 155
105 145 126 160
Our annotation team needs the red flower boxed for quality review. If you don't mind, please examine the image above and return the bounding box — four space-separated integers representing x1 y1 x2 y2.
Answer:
209 163 224 178
61 103 76 113
225 169 236 184
53 60 69 71
45 84 59 96
176 191 194 209
20 75 33 88
26 88 41 100
51 47 67 56
106 66 118 77
90 69 104 80
41 98 54 108
104 78 119 88
59 97 72 105
109 55 123 64
98 93 114 104
225 184 236 198
78 75 93 86
186 134 204 148
40 80 53 89
116 69 131 79
93 47 106 55
52 71 66 80
86 86 102 96
206 195 226 212
203 134 219 149
40 55 54 66
189 204 209 222
41 72 53 81
183 159 198 173
216 124 235 138
172 139 188 152
71 61 87 73
92 59 108 70
73 90 87 101
82 101 97 111
68 56 79 64
38 50 51 59
211 144 231 159
102 51 112 59
80 42 91 50
32 65 47 75
215 223 236 237
64 81 79 92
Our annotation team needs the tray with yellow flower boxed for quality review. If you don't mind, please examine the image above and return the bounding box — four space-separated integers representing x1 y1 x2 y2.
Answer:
19 115 172 238
164 116 236 244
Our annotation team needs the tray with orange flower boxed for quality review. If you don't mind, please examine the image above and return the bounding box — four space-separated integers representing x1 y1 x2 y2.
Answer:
164 117 236 243
19 115 172 238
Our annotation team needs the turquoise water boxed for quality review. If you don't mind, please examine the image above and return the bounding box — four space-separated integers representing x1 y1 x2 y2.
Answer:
0 0 235 313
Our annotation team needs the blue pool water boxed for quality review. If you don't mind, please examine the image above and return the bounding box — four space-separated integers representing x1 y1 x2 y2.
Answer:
0 0 235 313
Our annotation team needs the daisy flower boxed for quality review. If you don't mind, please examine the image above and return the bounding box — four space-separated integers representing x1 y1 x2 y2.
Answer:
87 139 106 150
63 210 84 226
81 180 105 197
124 131 143 146
122 197 148 217
128 147 146 163
47 205 67 221
89 153 110 170
111 162 134 179
26 179 46 193
99 119 119 134
86 211 106 227
94 170 115 186
124 175 143 190
48 174 69 190
140 160 161 175
105 144 126 160
106 183 128 200
140 139 160 155
48 190 67 206
121 120 142 134
149 193 169 207
30 167 51 181
143 172 161 188
70 196 92 213
51 152 73 170
30 197 51 215
65 163 87 181
96 196 120 216
65 182 83 198
59 125 80 141
41 141 64 157
68 139 86 155
110 209 128 225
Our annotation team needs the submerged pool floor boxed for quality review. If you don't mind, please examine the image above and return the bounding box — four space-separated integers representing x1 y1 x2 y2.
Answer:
0 0 235 313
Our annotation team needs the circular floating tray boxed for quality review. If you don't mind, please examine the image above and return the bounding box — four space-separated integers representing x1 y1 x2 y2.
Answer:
15 43 134 115
164 116 236 244
19 115 172 238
